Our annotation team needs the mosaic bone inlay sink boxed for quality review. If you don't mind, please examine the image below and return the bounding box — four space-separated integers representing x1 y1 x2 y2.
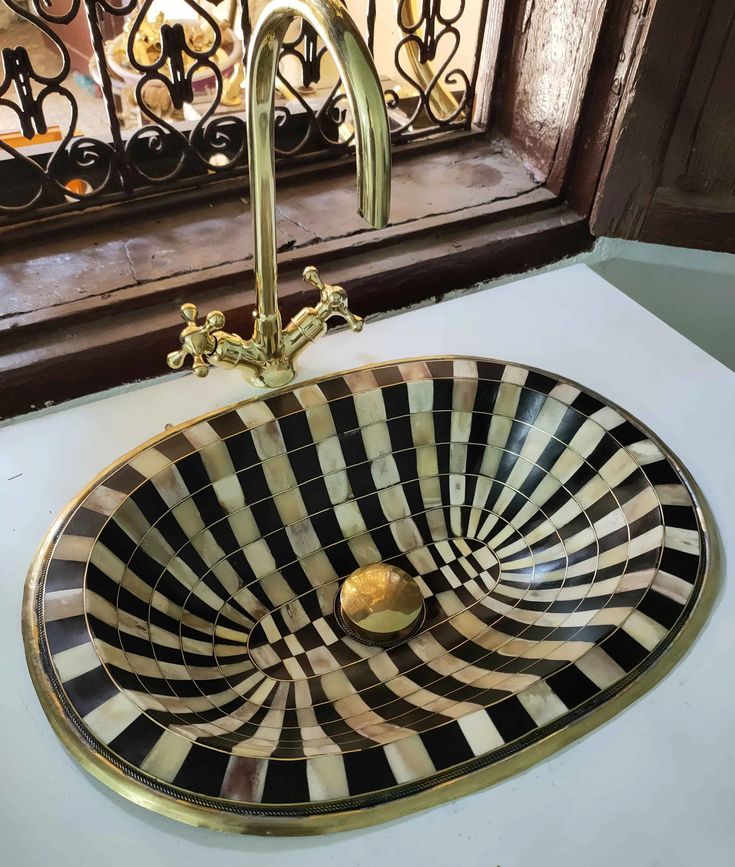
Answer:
23 357 715 834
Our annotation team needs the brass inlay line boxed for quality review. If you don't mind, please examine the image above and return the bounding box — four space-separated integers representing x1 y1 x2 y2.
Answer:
86 452 567 702
90 477 636 750
69 378 658 750
23 356 717 834
78 396 658 575
79 391 651 733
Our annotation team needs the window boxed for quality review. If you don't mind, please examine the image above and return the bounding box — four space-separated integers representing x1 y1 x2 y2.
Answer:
4 0 655 417
0 0 493 223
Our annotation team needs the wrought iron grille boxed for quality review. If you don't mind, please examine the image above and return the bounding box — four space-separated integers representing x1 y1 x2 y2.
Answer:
0 0 491 224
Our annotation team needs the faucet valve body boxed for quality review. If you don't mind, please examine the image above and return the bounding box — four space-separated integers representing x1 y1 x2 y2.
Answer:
166 267 364 386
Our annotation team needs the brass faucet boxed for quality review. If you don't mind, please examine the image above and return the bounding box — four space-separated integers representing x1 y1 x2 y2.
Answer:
166 0 391 388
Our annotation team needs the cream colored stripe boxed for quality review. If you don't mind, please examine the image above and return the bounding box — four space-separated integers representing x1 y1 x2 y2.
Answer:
88 543 126 583
306 755 350 801
183 420 220 449
575 647 625 689
623 608 668 651
44 588 84 622
664 526 700 555
383 736 435 783
590 406 626 430
53 642 100 682
140 731 192 782
549 382 580 404
452 358 478 380
517 681 568 726
128 448 170 478
237 400 275 429
294 383 327 408
458 709 504 754
626 439 664 465
501 364 528 386
655 484 692 506
652 570 692 606
83 485 128 516
53 535 94 562
83 693 141 744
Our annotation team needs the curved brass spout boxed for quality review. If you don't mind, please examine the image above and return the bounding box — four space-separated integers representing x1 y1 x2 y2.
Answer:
250 0 391 327
167 0 392 388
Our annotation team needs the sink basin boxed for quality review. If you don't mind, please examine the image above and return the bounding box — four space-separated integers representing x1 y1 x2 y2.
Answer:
24 357 715 834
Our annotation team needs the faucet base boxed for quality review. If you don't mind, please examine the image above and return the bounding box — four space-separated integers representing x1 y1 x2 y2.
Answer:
246 359 297 389
167 267 364 386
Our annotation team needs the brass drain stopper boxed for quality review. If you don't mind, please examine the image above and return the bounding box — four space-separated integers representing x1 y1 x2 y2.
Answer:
337 564 424 647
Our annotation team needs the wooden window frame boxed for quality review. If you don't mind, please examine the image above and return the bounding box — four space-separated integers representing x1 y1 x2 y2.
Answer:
1 1 651 419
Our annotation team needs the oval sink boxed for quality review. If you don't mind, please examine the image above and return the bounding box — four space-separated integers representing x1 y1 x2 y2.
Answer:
23 357 715 834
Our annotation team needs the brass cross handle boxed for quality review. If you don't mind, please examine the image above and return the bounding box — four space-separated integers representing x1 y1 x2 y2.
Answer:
166 303 226 378
303 266 364 332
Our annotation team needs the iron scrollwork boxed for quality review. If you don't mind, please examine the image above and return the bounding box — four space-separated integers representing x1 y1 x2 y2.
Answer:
394 0 477 131
124 0 245 181
0 0 118 211
0 0 490 221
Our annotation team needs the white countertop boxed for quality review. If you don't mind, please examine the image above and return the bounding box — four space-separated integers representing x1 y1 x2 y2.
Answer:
2 264 733 866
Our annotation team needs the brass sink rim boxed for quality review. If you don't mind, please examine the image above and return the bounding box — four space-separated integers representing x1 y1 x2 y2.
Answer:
22 354 721 836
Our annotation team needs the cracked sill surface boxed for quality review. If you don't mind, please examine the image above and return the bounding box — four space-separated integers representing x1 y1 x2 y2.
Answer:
0 140 537 323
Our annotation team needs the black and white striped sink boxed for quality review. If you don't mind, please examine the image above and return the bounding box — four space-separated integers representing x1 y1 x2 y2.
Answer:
24 357 714 834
